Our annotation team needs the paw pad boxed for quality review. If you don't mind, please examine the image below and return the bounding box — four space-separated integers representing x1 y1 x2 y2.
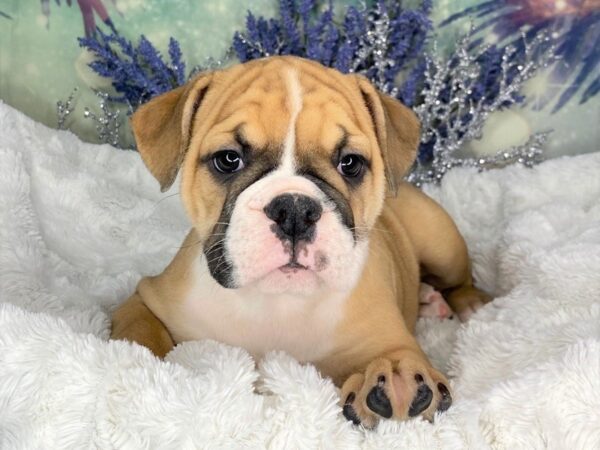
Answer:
366 375 393 418
408 378 433 417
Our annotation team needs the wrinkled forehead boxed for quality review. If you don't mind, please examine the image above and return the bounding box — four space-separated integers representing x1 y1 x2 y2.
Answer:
206 58 372 158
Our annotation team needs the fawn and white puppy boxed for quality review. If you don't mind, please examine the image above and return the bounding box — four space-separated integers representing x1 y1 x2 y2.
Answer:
111 56 490 427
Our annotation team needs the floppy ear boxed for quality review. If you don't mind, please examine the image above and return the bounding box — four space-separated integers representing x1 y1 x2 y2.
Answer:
355 76 420 196
130 73 213 191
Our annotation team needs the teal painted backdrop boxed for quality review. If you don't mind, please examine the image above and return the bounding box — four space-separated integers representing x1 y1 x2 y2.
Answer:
0 0 598 158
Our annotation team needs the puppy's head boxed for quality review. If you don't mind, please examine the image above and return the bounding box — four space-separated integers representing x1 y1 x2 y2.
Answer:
132 56 419 295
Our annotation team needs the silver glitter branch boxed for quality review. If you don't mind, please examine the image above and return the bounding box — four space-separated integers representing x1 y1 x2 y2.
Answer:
473 131 549 170
233 33 285 59
57 90 124 147
83 91 122 147
406 131 549 185
56 88 78 130
408 30 557 185
351 2 398 97
187 53 230 80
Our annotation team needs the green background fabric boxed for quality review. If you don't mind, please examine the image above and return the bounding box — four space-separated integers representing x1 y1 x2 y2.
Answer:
0 0 598 158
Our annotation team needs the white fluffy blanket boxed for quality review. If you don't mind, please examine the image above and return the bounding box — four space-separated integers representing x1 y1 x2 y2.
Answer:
1 101 599 449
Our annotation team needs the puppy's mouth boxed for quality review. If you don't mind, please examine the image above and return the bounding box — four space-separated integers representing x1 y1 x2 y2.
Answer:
279 261 309 273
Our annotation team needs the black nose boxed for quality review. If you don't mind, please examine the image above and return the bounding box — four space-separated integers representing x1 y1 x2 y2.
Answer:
264 194 323 243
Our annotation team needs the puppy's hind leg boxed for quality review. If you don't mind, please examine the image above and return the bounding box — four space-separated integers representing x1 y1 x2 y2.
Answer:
393 183 492 322
418 224 491 322
418 223 491 322
111 293 174 358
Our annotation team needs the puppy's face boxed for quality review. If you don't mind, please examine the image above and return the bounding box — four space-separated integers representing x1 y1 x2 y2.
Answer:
132 57 419 296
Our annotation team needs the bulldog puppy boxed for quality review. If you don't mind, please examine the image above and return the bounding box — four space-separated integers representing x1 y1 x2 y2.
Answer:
111 56 490 427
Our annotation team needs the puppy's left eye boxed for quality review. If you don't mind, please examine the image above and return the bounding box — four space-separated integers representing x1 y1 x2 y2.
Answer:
213 150 245 174
337 154 364 178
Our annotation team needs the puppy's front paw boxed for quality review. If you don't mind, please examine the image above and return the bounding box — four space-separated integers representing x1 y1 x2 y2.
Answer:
340 350 452 428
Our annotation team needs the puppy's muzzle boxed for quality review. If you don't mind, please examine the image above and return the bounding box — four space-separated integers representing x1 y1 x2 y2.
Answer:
264 194 322 244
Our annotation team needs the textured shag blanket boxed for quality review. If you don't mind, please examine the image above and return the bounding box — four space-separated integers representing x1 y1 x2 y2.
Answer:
1 101 599 449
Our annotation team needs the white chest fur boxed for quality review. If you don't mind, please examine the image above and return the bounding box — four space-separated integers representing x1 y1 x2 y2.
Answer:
169 258 348 362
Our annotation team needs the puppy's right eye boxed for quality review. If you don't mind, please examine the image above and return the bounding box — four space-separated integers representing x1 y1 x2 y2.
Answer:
337 154 365 179
213 150 245 174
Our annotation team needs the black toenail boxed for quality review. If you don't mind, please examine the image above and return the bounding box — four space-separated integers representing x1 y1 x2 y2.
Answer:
437 383 452 412
438 383 449 396
415 373 424 383
345 392 356 404
366 384 393 418
342 403 362 425
408 383 433 417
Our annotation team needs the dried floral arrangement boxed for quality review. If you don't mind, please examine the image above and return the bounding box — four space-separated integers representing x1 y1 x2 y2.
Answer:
67 0 560 185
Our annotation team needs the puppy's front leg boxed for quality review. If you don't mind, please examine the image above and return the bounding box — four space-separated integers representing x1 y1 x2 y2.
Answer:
339 346 452 428
111 293 174 358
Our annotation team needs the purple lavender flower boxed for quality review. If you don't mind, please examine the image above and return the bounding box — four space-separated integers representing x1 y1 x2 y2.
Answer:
168 37 186 86
232 0 432 99
79 29 189 108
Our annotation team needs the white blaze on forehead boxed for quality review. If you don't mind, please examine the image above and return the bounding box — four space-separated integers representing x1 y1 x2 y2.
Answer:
280 68 303 175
